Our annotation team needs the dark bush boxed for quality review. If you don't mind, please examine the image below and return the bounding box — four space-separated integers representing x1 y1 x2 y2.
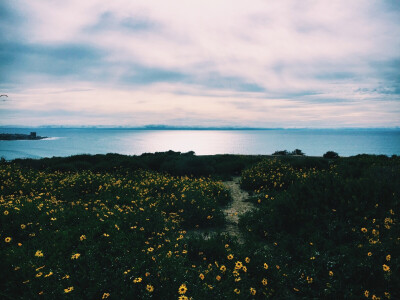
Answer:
291 149 305 155
273 150 289 155
323 151 339 159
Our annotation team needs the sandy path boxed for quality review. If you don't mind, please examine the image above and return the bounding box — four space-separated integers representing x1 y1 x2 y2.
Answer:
186 176 255 243
221 176 254 243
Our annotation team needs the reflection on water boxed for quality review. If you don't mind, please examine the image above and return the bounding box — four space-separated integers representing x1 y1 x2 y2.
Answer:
140 131 239 155
0 128 399 160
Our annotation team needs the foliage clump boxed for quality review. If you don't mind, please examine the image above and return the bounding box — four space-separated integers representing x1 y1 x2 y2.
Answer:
323 151 339 159
272 149 305 156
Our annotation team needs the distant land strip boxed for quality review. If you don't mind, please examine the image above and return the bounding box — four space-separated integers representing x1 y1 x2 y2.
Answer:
0 132 47 140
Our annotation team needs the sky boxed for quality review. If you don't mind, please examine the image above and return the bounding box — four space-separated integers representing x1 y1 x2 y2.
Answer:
1 0 400 128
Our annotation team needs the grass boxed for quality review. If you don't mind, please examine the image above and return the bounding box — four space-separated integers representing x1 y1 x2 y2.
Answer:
0 153 399 299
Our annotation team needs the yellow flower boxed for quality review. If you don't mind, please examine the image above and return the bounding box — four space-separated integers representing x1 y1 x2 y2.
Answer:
199 273 205 280
178 284 187 295
79 235 86 241
35 250 44 257
384 292 391 299
245 257 250 263
4 237 11 243
364 290 369 297
227 254 233 260
234 288 240 294
36 272 43 277
216 275 221 281
44 271 53 278
3 210 9 215
368 252 372 256
220 265 226 272
20 224 26 229
262 278 268 285
146 284 154 292
329 271 333 276
382 264 390 272
64 286 74 293
225 244 229 248
242 266 247 272
361 228 368 233
306 276 313 284
102 292 110 299
71 253 81 260
264 263 269 269
386 254 391 261
178 296 188 300
250 287 256 295
133 277 142 283
235 261 243 270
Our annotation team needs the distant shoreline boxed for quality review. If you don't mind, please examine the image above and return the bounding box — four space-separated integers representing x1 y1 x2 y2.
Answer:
1 126 400 131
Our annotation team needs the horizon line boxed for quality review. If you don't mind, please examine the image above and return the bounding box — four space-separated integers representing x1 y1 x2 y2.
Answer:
1 125 400 130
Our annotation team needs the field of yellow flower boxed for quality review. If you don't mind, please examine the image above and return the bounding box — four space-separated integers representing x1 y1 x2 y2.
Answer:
1 154 399 299
240 156 399 299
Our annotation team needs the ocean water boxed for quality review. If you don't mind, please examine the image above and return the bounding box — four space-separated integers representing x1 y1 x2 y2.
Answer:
0 128 399 160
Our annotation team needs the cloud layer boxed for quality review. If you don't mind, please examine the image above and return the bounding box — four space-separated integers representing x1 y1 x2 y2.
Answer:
1 0 400 127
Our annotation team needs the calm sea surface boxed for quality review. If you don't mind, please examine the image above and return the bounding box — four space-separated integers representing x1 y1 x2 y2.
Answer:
0 128 399 160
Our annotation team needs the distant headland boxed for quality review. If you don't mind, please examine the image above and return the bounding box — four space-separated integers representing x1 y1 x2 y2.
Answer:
0 132 47 140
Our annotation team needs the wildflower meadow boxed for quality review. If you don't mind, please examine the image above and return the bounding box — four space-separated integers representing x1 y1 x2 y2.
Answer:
1 153 399 299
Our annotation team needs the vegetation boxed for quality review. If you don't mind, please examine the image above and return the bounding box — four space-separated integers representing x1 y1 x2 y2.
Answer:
272 149 305 156
240 155 399 299
323 151 339 159
1 153 399 299
11 151 263 179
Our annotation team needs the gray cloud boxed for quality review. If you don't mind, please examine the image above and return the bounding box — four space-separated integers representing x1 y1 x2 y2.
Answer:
1 0 399 127
85 11 158 33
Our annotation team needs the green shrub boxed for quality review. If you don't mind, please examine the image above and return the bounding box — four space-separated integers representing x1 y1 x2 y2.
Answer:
323 151 339 159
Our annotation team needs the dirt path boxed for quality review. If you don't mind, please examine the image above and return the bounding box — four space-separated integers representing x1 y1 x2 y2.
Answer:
186 176 255 244
221 176 254 243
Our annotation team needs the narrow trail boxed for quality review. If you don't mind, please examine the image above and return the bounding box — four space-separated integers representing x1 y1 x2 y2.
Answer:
186 176 255 244
221 176 254 243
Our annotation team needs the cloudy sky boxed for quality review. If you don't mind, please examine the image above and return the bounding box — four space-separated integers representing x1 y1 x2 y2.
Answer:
1 0 399 127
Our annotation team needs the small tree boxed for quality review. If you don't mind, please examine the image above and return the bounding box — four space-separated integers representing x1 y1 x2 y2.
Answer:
291 149 305 156
323 151 339 159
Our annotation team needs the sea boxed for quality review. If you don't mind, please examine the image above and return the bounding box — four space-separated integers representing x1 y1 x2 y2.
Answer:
0 128 399 160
